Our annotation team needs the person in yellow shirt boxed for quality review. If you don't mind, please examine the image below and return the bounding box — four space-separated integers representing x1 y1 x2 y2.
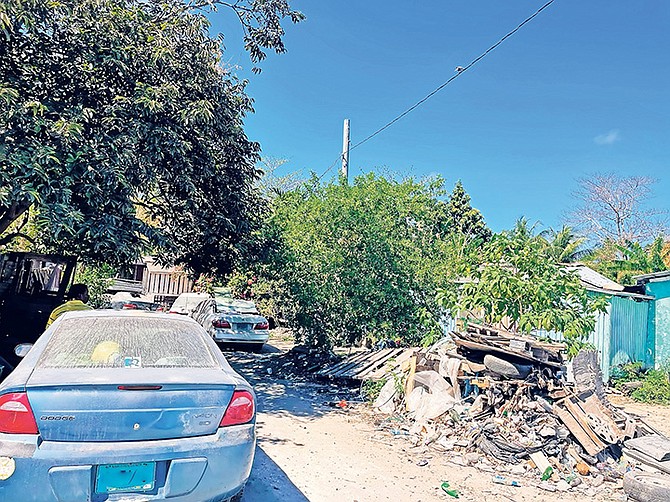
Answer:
45 284 93 328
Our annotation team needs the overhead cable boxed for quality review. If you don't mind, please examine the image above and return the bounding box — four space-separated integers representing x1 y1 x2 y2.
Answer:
317 0 557 181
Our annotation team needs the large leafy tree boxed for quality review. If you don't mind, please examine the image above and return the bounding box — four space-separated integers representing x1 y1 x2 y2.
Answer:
0 0 302 274
233 174 471 347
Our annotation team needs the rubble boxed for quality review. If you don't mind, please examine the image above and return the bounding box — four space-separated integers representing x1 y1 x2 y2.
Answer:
264 344 341 380
363 322 670 497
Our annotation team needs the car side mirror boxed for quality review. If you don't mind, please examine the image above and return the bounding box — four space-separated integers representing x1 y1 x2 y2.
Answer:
14 344 33 358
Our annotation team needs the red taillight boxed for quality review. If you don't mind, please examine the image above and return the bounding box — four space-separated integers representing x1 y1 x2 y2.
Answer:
220 390 254 427
213 319 232 329
254 321 269 330
0 393 38 434
122 303 138 309
118 385 162 391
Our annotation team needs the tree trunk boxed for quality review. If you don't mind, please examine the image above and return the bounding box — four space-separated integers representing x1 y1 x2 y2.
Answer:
0 201 32 241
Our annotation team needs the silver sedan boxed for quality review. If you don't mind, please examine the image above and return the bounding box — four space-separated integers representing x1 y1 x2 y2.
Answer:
192 298 270 352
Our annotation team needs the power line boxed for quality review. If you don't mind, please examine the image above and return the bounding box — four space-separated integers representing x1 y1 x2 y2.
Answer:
318 0 557 181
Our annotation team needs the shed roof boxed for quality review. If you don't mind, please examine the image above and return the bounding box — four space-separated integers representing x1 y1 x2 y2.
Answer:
565 264 625 292
633 270 670 283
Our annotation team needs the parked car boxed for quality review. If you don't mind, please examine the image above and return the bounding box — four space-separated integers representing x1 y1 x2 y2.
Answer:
0 310 255 502
168 292 212 315
107 291 158 311
0 252 77 367
192 298 270 352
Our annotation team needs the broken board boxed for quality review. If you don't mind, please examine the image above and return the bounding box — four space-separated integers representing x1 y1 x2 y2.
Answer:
625 435 670 462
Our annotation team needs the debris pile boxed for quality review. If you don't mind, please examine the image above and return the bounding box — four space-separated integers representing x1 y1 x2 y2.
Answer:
321 323 670 495
265 344 341 380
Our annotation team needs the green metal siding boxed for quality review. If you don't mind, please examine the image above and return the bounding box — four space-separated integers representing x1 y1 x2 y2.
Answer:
643 281 670 368
586 294 650 381
607 296 650 371
538 294 651 381
589 308 611 381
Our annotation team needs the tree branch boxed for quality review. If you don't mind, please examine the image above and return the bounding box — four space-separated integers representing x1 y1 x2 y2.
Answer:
0 232 35 247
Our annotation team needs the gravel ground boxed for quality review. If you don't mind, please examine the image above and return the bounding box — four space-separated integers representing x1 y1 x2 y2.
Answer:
222 336 640 502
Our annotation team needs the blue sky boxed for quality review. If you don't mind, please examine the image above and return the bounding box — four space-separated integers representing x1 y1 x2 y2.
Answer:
208 1 669 232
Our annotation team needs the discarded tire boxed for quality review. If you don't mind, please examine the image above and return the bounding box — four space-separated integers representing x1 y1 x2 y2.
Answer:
483 355 531 379
624 471 670 502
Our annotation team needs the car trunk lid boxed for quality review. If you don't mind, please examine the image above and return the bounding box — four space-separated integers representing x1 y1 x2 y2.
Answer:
26 368 236 442
219 313 266 332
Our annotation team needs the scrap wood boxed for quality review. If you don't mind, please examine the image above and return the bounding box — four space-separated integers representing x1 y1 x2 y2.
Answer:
553 404 604 456
316 347 406 379
339 348 403 378
316 350 370 376
452 335 562 368
463 322 565 355
580 394 626 443
623 447 670 476
563 398 610 450
404 355 417 411
625 436 670 462
357 348 417 379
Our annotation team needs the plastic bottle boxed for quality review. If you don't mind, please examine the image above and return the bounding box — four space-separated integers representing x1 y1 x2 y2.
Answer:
492 475 521 487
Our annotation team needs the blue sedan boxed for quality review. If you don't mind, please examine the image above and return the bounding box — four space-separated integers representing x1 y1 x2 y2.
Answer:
0 310 255 501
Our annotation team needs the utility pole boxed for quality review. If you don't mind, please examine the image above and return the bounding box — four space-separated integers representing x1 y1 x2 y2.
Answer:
341 118 350 183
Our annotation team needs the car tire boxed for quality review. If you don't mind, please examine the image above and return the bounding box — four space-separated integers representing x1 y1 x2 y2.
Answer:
249 344 264 354
623 471 670 502
483 354 531 379
227 485 245 502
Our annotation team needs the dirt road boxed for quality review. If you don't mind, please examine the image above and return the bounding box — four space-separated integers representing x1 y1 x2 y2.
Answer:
226 347 624 502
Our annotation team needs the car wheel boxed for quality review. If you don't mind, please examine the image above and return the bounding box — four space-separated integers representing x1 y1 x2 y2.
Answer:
249 344 264 354
227 485 244 502
624 471 670 502
483 354 531 379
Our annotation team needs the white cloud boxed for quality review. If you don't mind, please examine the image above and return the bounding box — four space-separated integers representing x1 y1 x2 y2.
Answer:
594 129 621 146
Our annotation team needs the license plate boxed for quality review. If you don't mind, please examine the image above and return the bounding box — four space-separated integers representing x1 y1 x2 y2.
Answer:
95 461 156 493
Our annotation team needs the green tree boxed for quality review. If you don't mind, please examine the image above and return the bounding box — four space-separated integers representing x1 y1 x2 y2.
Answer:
445 181 492 242
540 225 590 263
437 224 606 356
234 174 467 348
590 237 670 285
0 0 302 275
74 263 117 308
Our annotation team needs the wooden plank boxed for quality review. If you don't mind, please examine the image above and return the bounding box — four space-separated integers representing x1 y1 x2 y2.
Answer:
331 350 384 377
338 349 400 378
316 350 371 376
553 405 603 456
623 447 670 475
404 355 417 411
563 398 609 451
339 348 399 378
324 348 400 379
356 348 408 378
329 355 377 378
625 436 670 462
362 349 417 380
579 394 626 443
453 337 562 368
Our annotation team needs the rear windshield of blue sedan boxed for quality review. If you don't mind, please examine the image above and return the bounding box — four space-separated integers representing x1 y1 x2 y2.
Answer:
36 317 219 369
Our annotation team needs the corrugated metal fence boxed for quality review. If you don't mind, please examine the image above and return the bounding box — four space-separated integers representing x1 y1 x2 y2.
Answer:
535 295 650 381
